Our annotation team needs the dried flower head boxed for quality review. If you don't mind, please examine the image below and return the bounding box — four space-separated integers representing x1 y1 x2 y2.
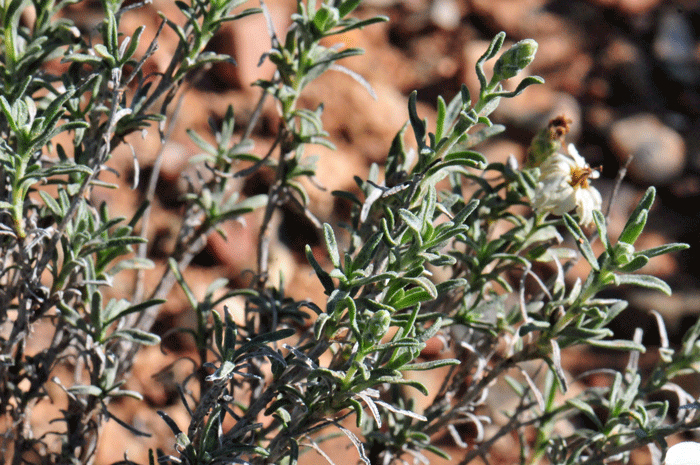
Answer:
532 143 602 226
526 115 572 168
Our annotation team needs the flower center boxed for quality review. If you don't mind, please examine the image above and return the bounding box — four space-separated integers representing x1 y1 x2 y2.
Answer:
569 166 593 189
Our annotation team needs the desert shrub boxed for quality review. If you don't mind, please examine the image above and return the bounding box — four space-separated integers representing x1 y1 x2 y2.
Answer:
0 1 696 464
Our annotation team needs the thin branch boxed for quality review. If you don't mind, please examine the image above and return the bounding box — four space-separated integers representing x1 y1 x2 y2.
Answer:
133 85 188 304
605 154 634 221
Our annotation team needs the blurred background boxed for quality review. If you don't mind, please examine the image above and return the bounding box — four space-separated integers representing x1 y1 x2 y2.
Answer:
51 0 700 463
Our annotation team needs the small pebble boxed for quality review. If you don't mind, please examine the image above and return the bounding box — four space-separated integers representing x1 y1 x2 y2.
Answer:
609 113 686 185
653 9 698 84
429 0 461 30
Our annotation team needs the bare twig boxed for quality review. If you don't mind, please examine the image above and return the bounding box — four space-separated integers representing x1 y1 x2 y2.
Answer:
133 85 188 304
605 154 634 221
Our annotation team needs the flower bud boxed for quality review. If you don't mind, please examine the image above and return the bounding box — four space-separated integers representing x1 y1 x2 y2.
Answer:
493 39 538 81
313 5 339 33
365 310 391 341
612 242 635 265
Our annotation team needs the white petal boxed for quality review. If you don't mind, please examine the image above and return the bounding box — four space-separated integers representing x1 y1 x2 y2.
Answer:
541 154 574 179
666 442 700 465
550 190 577 215
574 186 603 226
533 180 575 216
567 143 586 167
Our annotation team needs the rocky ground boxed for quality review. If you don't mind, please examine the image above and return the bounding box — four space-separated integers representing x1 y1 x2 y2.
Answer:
42 0 700 463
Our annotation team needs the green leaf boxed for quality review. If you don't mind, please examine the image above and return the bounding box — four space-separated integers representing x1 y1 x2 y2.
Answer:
619 186 654 245
558 326 612 341
638 242 689 258
399 358 459 371
404 276 438 300
475 33 506 93
306 245 335 294
157 410 183 435
617 255 649 273
39 191 63 217
393 378 429 396
64 53 104 65
195 51 235 66
215 7 262 25
434 95 447 142
108 328 161 345
408 91 426 149
323 223 340 269
349 397 365 427
426 151 487 175
566 398 603 430
122 25 145 62
495 75 544 98
425 445 451 460
67 385 103 397
563 213 599 271
390 287 434 309
337 0 361 17
187 128 217 155
331 16 388 36
399 209 422 237
314 313 331 340
104 299 166 326
592 210 611 253
615 273 672 296
351 231 383 273
93 43 116 67
242 328 295 351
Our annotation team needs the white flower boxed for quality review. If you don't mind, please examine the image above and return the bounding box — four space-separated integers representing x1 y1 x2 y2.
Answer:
532 144 602 226
665 441 700 465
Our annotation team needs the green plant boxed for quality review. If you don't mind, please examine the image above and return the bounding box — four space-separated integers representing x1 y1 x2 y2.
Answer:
0 1 696 464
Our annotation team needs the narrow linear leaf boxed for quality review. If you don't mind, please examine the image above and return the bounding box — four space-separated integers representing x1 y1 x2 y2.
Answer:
567 398 603 430
593 210 611 253
399 208 422 236
619 186 655 245
108 328 161 345
563 213 599 271
323 223 340 268
399 358 459 371
638 243 689 258
67 385 103 397
586 338 646 352
408 91 426 149
615 273 672 296
306 245 335 294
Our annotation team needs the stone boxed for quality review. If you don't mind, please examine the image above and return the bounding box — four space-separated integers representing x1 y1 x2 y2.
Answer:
300 79 414 163
615 0 663 16
600 38 664 111
653 9 699 84
469 0 548 37
609 113 686 185
429 0 461 31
